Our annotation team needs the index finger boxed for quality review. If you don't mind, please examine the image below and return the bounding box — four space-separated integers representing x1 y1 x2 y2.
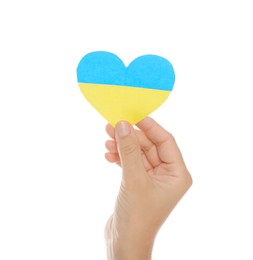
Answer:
136 117 170 145
136 117 183 163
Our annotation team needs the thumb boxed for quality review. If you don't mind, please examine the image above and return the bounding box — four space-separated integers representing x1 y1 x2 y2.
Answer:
115 121 144 177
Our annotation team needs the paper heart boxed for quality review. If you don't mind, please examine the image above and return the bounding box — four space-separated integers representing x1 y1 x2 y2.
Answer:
76 51 175 126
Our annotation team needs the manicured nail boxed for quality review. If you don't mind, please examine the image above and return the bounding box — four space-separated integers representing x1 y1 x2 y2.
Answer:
116 121 131 138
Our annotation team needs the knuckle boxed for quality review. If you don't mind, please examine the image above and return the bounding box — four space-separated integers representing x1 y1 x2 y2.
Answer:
167 132 176 142
183 170 193 188
121 142 139 155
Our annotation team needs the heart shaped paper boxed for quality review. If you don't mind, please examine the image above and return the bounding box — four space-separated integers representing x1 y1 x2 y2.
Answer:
76 51 175 126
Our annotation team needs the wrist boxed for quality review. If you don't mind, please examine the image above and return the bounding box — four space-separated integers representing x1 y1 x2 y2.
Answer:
105 233 155 260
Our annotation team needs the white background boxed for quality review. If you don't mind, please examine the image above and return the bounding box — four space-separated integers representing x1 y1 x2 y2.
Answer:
0 0 252 259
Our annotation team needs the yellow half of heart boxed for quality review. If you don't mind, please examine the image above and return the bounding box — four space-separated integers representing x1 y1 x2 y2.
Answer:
78 83 171 126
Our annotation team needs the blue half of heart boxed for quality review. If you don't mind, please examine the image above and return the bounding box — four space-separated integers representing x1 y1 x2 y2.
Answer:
77 51 175 91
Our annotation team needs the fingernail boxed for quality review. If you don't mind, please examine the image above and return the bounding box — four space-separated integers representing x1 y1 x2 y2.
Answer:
116 121 131 138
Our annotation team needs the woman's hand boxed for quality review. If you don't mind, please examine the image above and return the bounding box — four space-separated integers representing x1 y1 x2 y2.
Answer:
104 117 192 260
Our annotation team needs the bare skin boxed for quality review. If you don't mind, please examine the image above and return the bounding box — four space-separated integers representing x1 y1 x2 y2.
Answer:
104 117 192 260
